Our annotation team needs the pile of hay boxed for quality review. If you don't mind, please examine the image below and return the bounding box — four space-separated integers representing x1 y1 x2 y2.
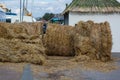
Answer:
0 22 43 39
0 20 112 64
73 21 112 62
0 22 45 65
44 21 112 62
44 24 75 56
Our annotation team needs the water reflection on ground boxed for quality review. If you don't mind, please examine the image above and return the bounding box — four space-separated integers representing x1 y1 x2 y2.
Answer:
37 53 120 80
0 53 120 80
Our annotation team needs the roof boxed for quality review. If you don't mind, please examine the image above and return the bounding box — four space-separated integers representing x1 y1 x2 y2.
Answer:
63 0 120 14
0 3 6 8
6 12 17 15
0 7 5 12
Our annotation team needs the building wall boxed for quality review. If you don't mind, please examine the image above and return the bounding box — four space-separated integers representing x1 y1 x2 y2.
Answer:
69 12 120 52
6 15 36 23
64 13 69 25
0 11 6 22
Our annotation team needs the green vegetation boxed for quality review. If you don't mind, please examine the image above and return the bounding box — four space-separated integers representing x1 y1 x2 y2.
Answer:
42 13 54 21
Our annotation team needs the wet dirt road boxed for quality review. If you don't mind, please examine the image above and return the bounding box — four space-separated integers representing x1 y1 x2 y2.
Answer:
0 53 120 80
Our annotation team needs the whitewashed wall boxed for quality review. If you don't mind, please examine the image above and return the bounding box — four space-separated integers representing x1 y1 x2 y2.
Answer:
0 11 6 22
6 15 36 23
69 12 120 52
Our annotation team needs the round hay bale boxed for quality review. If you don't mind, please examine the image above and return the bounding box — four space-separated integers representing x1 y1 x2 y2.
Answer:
73 21 112 62
44 24 75 56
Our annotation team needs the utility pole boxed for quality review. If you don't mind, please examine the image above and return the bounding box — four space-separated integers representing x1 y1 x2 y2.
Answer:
20 0 22 22
26 0 28 9
22 0 25 22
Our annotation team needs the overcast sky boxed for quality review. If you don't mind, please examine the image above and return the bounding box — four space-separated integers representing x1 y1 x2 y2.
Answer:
0 0 120 18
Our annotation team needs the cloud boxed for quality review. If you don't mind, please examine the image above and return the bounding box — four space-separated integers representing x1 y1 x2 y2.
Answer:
2 0 120 18
0 0 72 17
32 0 72 17
117 0 120 2
46 7 54 12
14 8 20 14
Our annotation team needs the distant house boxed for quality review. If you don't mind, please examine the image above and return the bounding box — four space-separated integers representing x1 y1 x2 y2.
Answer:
63 0 120 52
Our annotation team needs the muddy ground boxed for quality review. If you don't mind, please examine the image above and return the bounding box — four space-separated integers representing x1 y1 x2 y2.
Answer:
0 53 120 80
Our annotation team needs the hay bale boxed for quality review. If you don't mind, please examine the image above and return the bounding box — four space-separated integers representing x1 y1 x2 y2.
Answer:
0 22 46 65
0 21 112 62
74 21 112 62
0 38 45 65
0 22 43 39
0 22 11 38
44 21 112 61
44 24 75 56
99 22 112 61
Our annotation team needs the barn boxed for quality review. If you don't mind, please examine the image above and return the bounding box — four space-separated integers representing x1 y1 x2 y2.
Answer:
63 0 120 52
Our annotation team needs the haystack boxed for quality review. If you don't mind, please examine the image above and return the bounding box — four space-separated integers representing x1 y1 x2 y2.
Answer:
0 22 46 65
0 21 112 63
74 21 112 62
44 24 75 56
0 22 43 39
44 21 112 62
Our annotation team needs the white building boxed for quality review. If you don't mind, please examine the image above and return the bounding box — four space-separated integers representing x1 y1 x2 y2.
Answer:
6 12 36 23
63 0 120 52
0 7 6 22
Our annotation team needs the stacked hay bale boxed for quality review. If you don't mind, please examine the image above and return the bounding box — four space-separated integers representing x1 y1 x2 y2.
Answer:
74 21 112 62
44 21 112 62
0 21 112 63
44 24 75 56
0 22 45 65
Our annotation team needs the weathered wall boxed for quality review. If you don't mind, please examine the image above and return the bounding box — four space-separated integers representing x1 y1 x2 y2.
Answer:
69 12 120 52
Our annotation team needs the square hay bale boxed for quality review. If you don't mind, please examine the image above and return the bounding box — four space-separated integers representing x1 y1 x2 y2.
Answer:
0 22 46 65
0 38 45 65
0 22 43 39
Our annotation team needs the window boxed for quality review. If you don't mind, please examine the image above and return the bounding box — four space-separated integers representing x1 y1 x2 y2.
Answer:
6 18 11 23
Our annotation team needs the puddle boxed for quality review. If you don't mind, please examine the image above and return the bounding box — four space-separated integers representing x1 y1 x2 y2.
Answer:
0 67 21 80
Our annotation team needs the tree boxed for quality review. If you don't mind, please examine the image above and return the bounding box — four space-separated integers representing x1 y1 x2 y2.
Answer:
42 13 54 21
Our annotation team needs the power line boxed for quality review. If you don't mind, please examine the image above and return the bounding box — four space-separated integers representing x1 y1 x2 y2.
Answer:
31 0 34 22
